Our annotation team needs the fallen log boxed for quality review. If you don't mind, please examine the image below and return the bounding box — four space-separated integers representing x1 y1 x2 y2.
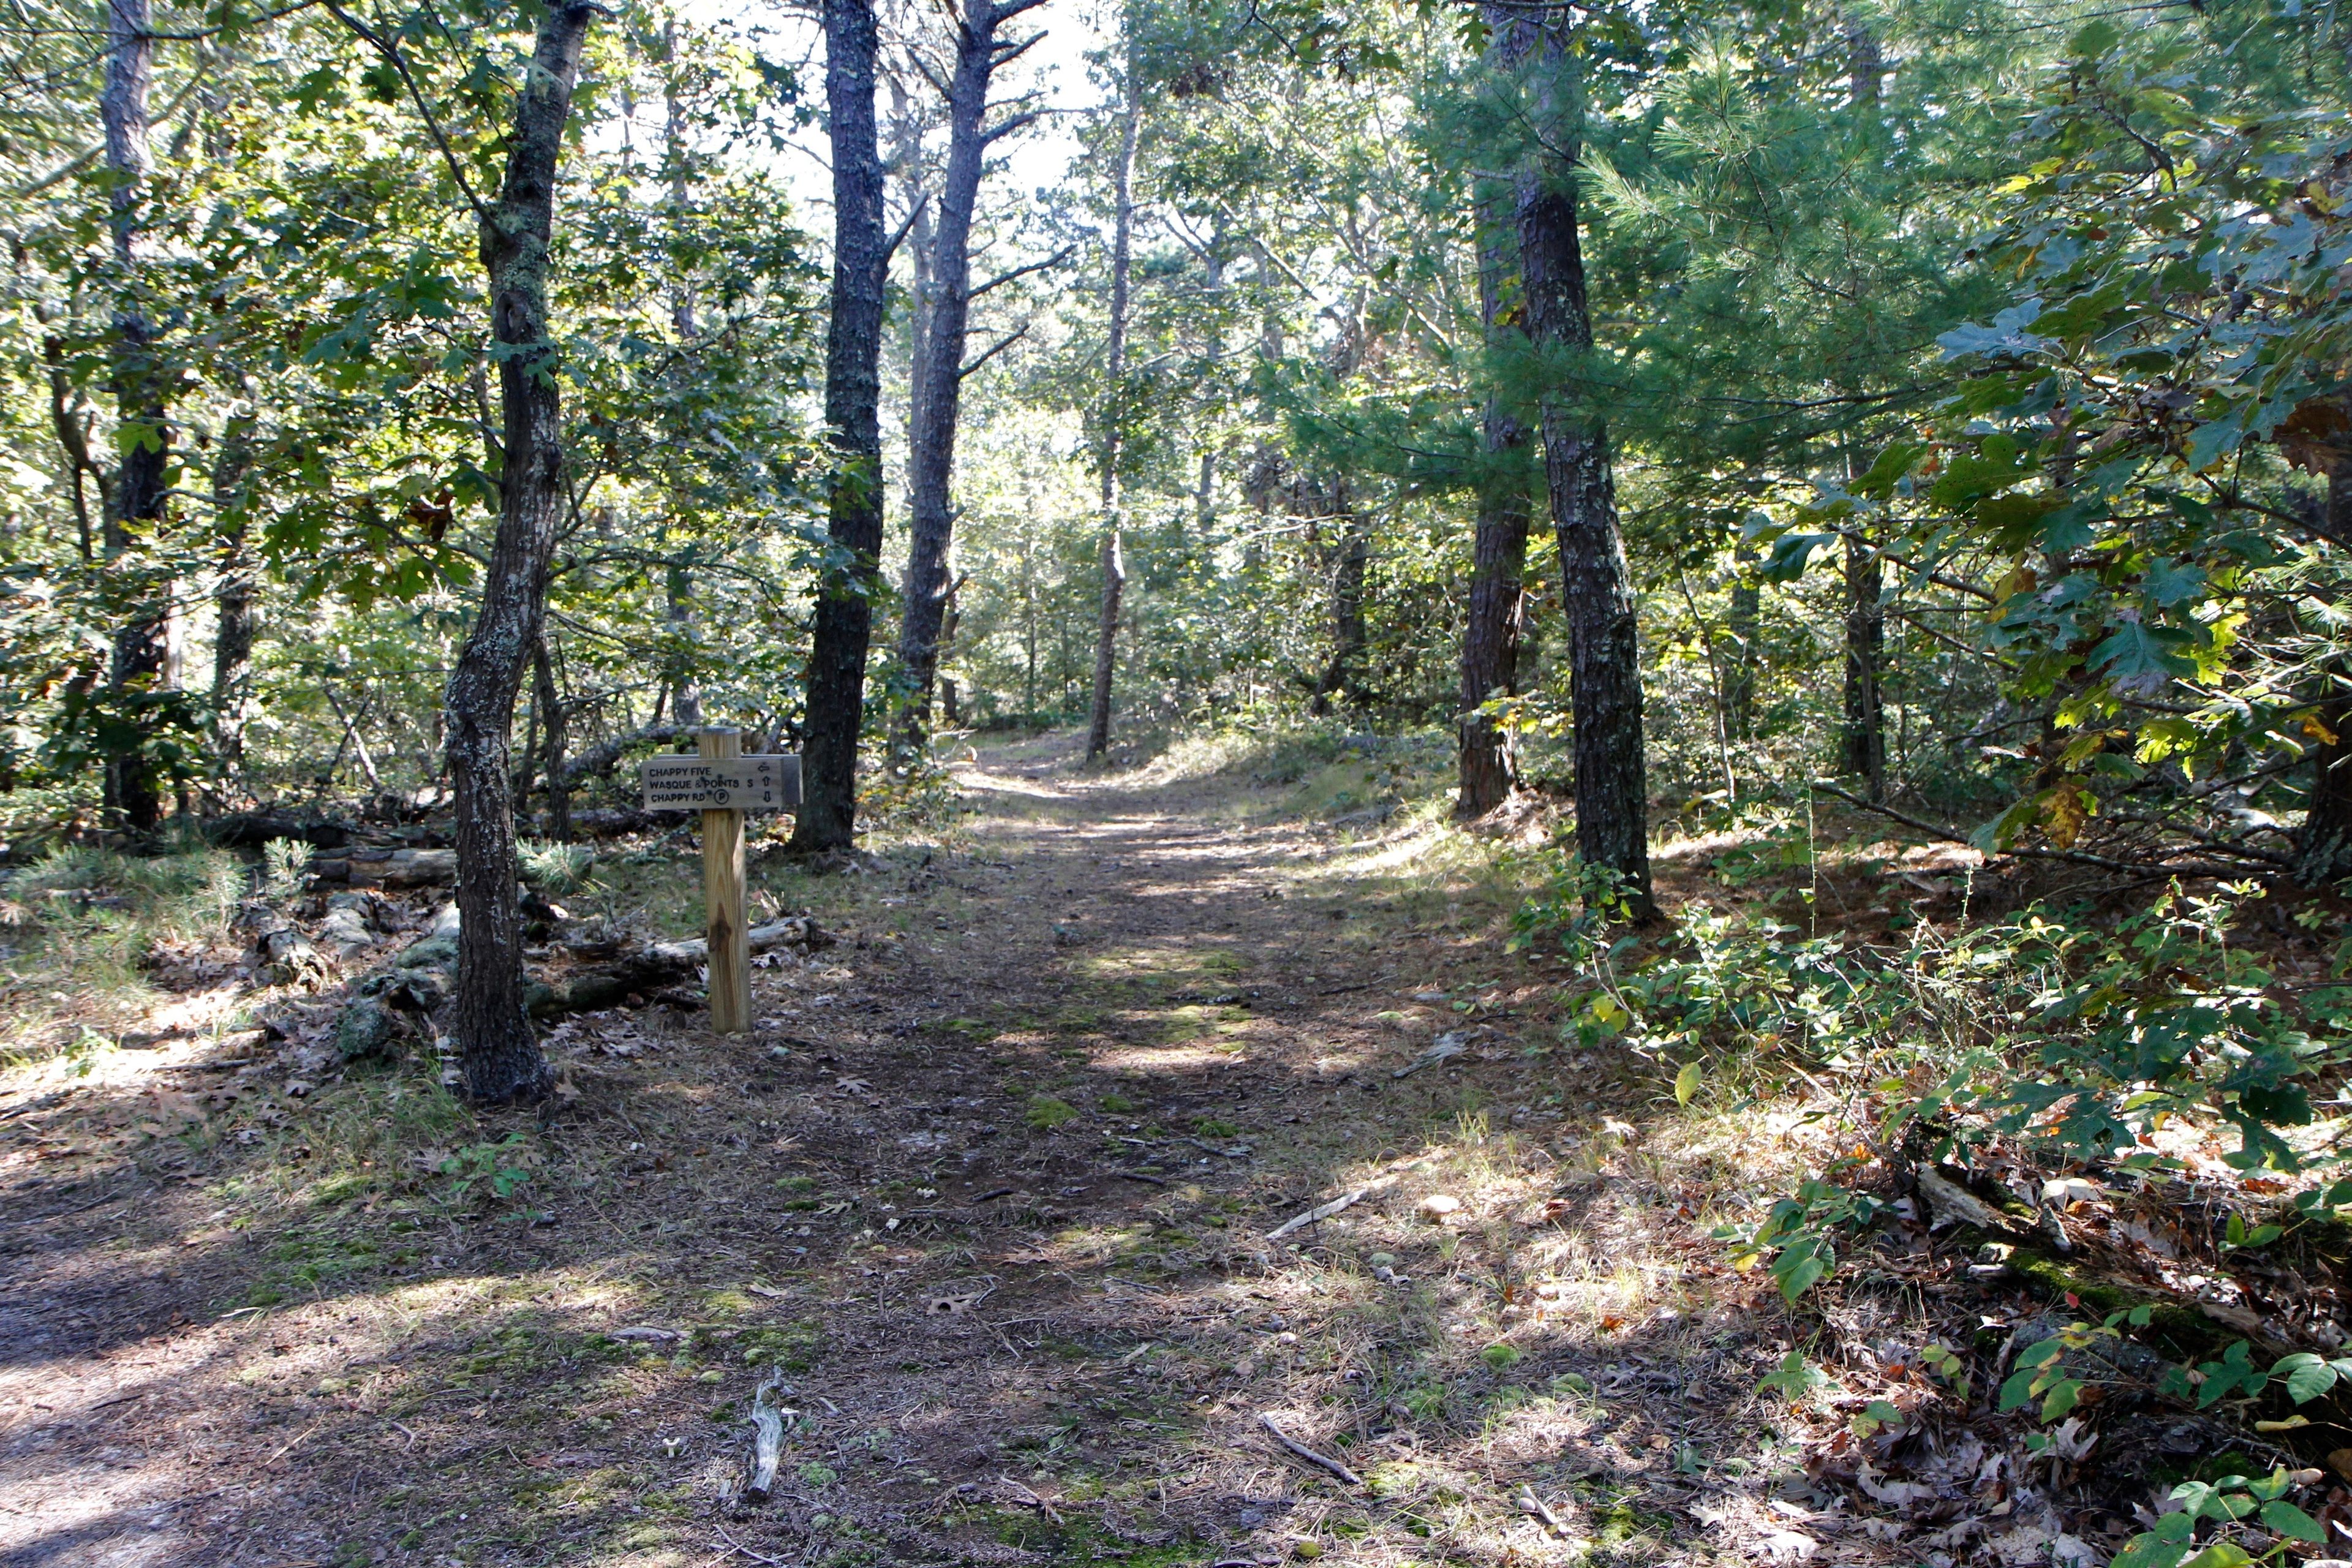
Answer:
310 848 458 889
205 811 353 850
524 915 831 1019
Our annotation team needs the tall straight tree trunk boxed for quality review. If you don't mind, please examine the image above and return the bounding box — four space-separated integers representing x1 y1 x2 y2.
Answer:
894 0 1050 758
888 71 937 448
1308 483 1370 715
101 0 170 832
660 21 703 740
535 637 570 840
1841 536 1886 796
441 0 597 1103
2300 467 2352 886
1457 186 1532 818
664 564 701 726
790 0 888 853
1085 66 1141 761
1724 549 1759 741
210 405 257 788
1512 21 1653 914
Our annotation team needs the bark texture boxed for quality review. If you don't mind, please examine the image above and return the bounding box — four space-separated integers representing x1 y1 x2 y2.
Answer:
210 406 258 785
1841 536 1887 797
1511 21 1653 914
790 0 889 853
102 0 170 832
1724 558 1759 742
1085 70 1142 761
1308 490 1370 717
534 637 570 840
442 0 597 1103
1457 186 1532 818
2302 467 2352 885
894 0 1049 756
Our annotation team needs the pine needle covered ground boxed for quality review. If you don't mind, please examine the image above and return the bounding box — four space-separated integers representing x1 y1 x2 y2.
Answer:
2 731 2346 1567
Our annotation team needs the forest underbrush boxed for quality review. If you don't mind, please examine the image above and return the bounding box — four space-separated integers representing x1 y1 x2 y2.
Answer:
0 733 2348 1567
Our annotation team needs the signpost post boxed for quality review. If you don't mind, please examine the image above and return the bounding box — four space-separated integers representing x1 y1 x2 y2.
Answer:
640 728 801 1033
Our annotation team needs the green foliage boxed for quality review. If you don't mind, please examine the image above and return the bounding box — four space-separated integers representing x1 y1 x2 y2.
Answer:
1718 1180 1883 1303
1515 839 2352 1298
1024 1095 1079 1130
1757 1351 1827 1402
518 840 595 896
263 840 311 902
438 1134 534 1203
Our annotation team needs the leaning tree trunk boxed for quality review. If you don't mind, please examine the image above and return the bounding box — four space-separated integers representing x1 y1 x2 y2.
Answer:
1512 19 1653 916
442 0 597 1103
791 0 888 853
1841 535 1886 797
101 0 170 832
1085 67 1141 761
894 0 1050 758
1457 183 1533 818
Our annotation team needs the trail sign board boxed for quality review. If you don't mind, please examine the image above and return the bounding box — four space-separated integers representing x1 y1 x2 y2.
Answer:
648 731 797 1035
641 753 801 812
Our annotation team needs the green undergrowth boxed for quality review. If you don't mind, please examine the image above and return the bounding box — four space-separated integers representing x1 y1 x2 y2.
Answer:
0 839 250 1059
1516 834 2352 1480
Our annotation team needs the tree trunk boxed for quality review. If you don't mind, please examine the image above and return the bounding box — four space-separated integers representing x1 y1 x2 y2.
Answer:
665 563 701 727
210 406 257 787
1841 535 1886 797
2301 467 2352 886
1308 483 1369 716
894 0 1048 759
888 70 937 448
1724 551 1759 742
442 0 597 1104
791 0 888 853
101 0 169 833
1085 68 1141 761
535 637 570 840
1511 20 1652 914
1457 185 1532 819
660 40 704 737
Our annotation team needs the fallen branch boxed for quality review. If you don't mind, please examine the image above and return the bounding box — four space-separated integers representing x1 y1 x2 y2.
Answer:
998 1475 1063 1523
1914 1167 2023 1237
712 1523 787 1565
1267 1184 1382 1240
1518 1488 1573 1536
1809 779 2269 880
741 1382 795 1505
557 722 690 788
1257 1413 1363 1487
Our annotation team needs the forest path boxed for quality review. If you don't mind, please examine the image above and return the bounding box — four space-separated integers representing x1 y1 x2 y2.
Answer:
0 734 1762 1568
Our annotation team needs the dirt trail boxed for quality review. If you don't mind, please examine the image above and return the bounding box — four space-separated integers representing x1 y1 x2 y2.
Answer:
1 734 1758 1567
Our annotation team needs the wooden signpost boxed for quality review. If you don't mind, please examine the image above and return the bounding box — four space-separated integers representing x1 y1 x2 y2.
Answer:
641 728 801 1033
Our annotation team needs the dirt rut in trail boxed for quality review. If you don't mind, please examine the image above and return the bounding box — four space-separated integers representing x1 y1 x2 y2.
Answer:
0 734 1758 1568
